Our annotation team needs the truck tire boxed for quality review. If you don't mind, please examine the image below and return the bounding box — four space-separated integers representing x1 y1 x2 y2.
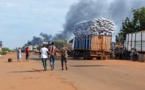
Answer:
73 51 76 59
88 56 92 60
83 51 87 60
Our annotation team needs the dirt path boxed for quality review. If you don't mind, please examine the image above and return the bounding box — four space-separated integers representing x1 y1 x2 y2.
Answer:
1 52 145 90
0 53 76 90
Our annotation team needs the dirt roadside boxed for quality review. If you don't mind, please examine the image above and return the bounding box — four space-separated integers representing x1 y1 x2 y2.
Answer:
0 53 76 90
1 52 145 90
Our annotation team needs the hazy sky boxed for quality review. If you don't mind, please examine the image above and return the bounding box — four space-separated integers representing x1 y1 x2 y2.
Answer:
0 0 145 49
0 0 78 49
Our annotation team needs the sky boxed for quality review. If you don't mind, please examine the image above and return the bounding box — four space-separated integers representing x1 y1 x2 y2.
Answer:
0 0 78 49
0 0 145 49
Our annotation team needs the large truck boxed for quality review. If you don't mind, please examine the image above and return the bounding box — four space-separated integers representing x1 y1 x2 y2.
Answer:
73 35 112 60
125 30 145 53
73 18 115 60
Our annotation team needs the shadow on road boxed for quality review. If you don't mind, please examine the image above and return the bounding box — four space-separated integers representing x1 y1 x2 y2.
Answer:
30 57 61 61
70 65 106 67
30 58 41 60
8 69 45 73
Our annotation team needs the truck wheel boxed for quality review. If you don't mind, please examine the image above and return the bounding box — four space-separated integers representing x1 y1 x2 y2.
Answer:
101 56 106 60
88 56 92 60
96 57 101 60
83 51 87 60
73 51 76 59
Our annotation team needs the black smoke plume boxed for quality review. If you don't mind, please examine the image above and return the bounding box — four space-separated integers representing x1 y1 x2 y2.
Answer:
26 0 145 46
40 32 52 42
55 0 145 41
25 32 52 46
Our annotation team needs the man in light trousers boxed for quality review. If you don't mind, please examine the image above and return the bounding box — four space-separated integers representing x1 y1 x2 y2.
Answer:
40 44 48 71
48 42 56 70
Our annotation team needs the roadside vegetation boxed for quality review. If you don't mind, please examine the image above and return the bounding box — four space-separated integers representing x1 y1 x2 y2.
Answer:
116 7 145 43
0 47 15 55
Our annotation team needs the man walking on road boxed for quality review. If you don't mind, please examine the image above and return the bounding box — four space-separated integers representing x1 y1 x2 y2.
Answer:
40 44 48 71
48 42 56 70
60 44 69 70
17 47 22 62
25 47 29 61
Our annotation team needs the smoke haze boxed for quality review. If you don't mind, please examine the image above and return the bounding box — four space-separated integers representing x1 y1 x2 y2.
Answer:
62 0 145 41
26 33 52 46
26 0 145 45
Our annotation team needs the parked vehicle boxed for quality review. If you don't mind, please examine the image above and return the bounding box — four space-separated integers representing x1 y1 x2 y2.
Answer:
125 30 145 52
73 35 112 60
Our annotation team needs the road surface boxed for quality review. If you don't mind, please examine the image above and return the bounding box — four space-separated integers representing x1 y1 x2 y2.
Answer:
31 53 145 90
0 52 145 90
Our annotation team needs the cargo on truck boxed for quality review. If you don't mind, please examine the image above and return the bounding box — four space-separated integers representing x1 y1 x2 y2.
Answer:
73 18 115 60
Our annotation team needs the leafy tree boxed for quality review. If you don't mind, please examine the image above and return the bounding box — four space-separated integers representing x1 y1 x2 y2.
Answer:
116 7 145 43
2 47 11 52
115 35 119 42
132 7 145 31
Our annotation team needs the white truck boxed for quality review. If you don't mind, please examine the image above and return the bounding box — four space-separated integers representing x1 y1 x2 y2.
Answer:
125 30 145 52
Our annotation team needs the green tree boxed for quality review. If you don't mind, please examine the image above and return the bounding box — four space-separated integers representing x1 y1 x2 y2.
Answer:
116 7 145 42
132 7 145 31
115 35 119 42
2 47 11 52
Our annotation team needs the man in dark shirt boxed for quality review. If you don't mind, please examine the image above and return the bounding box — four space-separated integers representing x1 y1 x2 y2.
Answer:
25 47 29 61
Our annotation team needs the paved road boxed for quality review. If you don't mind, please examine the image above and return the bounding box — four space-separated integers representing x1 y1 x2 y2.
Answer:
31 53 145 90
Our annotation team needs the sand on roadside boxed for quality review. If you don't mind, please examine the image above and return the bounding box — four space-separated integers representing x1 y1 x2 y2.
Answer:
0 52 76 90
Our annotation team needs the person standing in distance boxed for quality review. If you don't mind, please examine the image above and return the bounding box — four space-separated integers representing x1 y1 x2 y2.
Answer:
17 47 22 62
25 47 29 61
60 44 69 70
48 42 56 70
40 44 49 71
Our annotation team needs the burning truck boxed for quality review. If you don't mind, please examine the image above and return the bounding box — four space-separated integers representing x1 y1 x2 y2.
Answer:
72 18 115 60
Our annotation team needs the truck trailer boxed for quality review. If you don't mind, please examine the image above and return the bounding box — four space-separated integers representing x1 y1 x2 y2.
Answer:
73 18 115 60
73 35 112 60
125 30 145 53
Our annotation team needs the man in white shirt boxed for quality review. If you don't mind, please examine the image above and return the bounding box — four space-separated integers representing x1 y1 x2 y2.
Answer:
17 47 21 62
40 44 48 71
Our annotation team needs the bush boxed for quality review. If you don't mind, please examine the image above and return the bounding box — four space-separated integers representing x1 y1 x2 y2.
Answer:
0 47 14 55
0 51 7 55
2 47 11 52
